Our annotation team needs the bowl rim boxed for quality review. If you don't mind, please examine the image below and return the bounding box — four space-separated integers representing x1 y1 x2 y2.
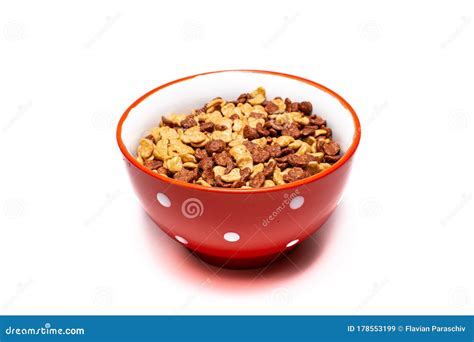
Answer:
116 69 361 194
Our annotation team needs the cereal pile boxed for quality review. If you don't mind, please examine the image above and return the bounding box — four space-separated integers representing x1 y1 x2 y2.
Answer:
135 87 342 188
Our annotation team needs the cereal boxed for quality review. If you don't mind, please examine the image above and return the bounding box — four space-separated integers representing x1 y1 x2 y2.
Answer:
220 168 241 183
262 160 276 177
200 121 214 132
243 125 259 140
252 137 267 148
288 154 309 167
317 163 332 172
183 162 198 169
215 175 231 187
301 126 317 138
240 167 251 181
266 144 282 158
264 101 279 114
322 141 341 156
229 144 250 161
181 115 197 129
309 152 324 162
228 135 245 147
156 167 169 176
135 87 343 188
196 178 212 187
232 119 244 132
235 155 253 170
174 168 198 182
248 144 270 163
251 163 265 178
275 136 295 147
288 140 303 150
307 161 320 175
213 166 226 177
240 103 254 116
265 120 284 131
159 126 179 140
221 103 235 117
299 101 313 116
248 116 265 129
144 159 163 170
153 139 169 160
282 122 301 138
205 139 225 154
283 167 308 182
263 179 276 187
280 147 294 156
202 168 215 185
236 93 250 103
249 172 265 188
213 151 233 168
255 123 269 137
165 156 183 172
315 129 327 137
248 94 265 105
324 155 342 163
211 129 232 143
169 139 194 156
150 127 161 141
296 142 312 155
272 167 285 185
180 153 196 163
194 148 208 160
138 138 154 159
185 129 207 144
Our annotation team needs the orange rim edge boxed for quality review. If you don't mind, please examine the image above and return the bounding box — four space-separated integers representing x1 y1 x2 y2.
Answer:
116 69 362 194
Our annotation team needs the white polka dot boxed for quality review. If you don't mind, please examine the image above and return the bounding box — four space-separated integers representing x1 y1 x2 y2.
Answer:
286 239 299 248
175 235 188 244
289 196 305 210
156 193 171 207
224 232 240 242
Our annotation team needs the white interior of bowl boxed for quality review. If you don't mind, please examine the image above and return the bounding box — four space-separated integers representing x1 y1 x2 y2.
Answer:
121 71 356 155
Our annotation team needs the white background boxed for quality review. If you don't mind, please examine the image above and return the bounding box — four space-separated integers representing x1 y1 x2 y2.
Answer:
1 0 473 315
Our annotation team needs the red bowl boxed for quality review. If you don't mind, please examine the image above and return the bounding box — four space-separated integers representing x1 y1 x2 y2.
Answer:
116 70 361 269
